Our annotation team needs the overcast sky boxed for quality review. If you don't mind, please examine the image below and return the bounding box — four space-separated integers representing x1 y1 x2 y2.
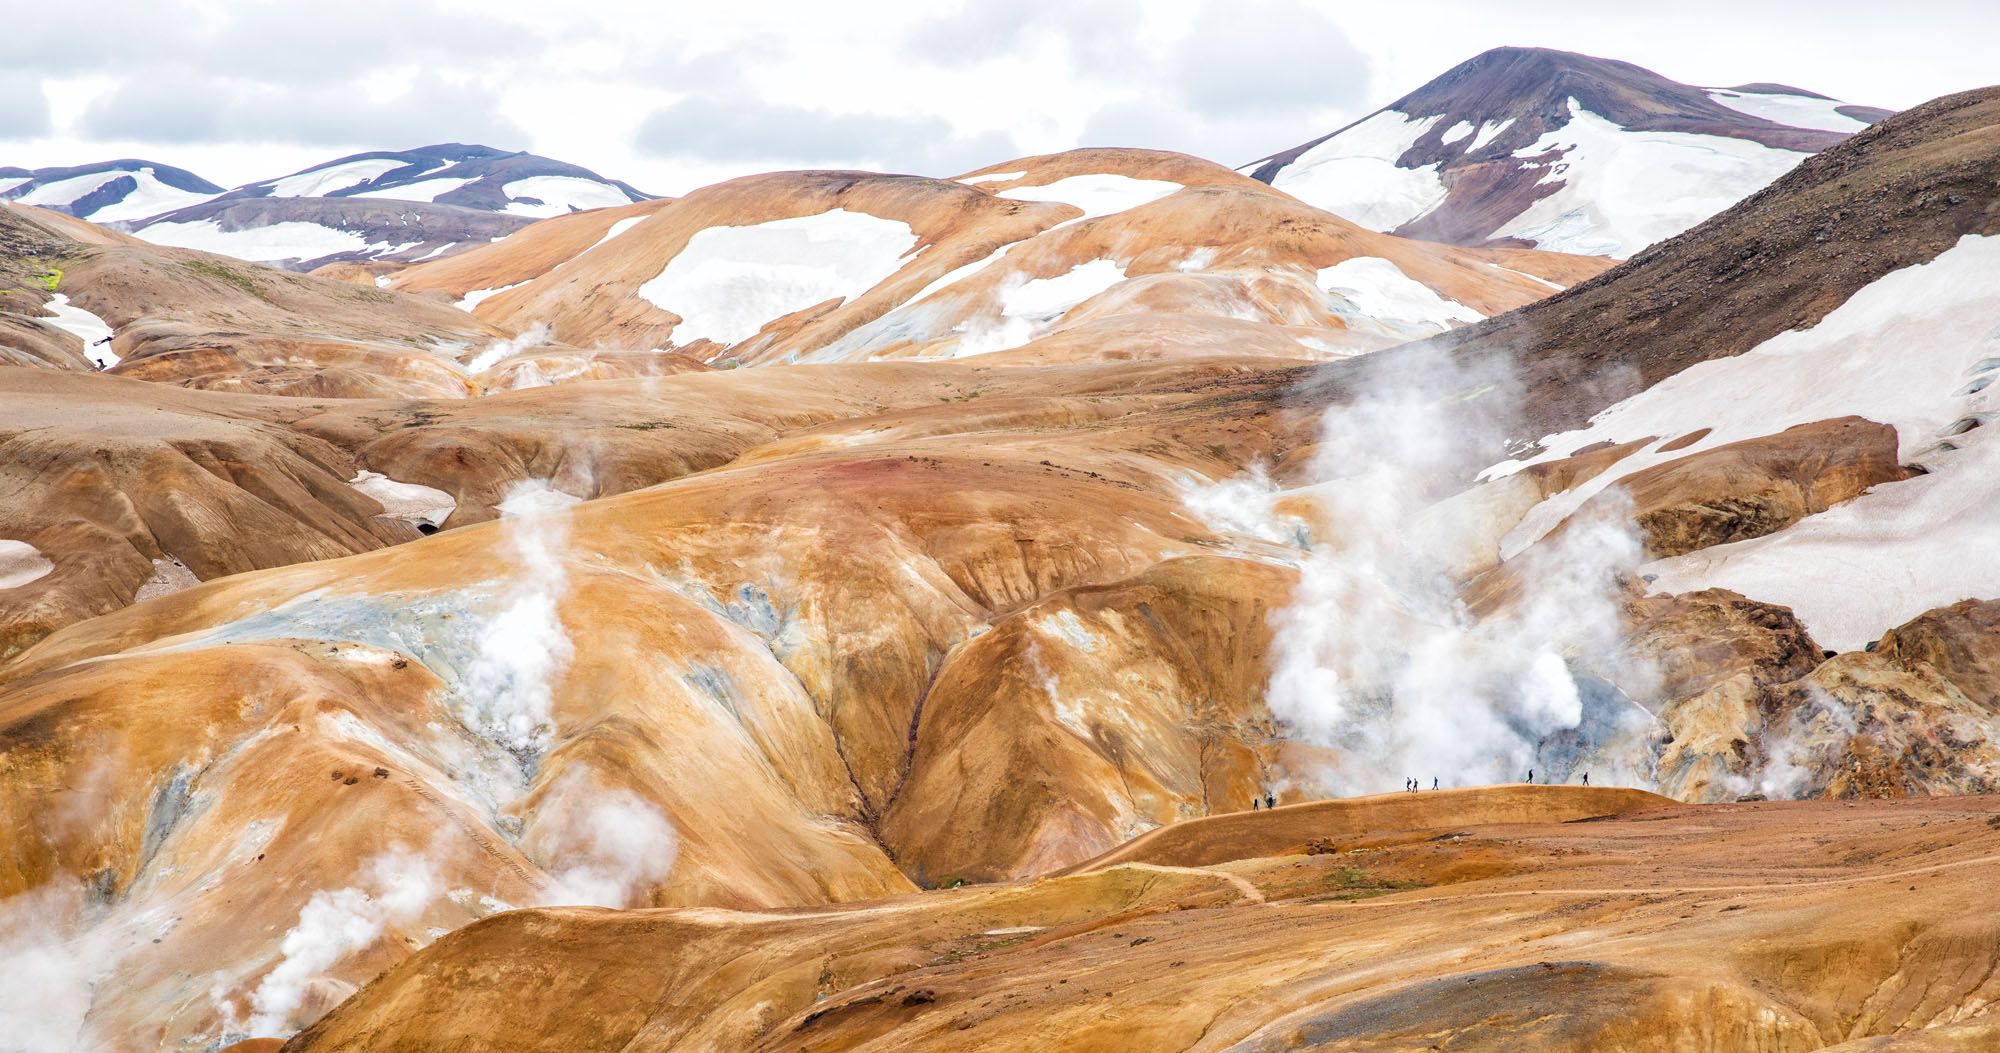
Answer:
3 0 1994 196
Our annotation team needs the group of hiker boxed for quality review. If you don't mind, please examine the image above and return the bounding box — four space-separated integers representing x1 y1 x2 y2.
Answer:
1251 769 1594 810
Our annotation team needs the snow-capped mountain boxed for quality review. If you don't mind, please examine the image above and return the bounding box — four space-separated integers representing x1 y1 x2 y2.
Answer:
1245 47 1894 257
209 143 652 217
0 159 223 224
116 144 657 270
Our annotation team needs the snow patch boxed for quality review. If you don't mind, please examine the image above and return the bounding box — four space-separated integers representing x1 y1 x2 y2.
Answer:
1488 234 2000 646
996 174 1183 222
456 281 527 312
1315 257 1482 333
500 176 631 217
0 540 54 590
582 215 646 254
350 176 477 203
1706 89 1873 133
637 208 918 347
15 166 214 222
1468 118 1516 151
1001 258 1127 321
267 158 412 198
135 218 372 264
1493 99 1809 257
1265 111 1450 230
42 294 118 366
957 170 1025 185
350 471 456 527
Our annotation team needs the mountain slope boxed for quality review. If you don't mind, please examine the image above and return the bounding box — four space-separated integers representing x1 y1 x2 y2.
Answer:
210 143 652 217
0 159 222 224
120 144 656 270
419 148 1606 366
1247 47 1891 256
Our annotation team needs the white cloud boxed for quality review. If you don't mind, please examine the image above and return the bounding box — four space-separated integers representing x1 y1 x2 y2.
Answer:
80 71 524 149
0 73 52 139
636 95 1017 174
0 0 1994 195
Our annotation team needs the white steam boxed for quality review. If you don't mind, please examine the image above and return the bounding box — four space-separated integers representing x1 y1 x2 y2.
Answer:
1260 349 1656 792
245 845 442 1036
459 481 581 755
1754 688 1857 799
530 767 678 908
0 885 99 1053
467 321 553 374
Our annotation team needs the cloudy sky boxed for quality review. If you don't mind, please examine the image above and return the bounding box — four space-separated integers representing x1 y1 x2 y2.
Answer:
3 0 1994 195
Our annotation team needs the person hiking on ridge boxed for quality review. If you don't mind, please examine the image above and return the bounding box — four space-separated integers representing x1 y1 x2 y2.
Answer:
1265 792 1275 809
1527 769 1534 784
1582 772 1589 787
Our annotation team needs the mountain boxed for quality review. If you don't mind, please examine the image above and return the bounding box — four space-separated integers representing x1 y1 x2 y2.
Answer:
208 143 652 216
396 147 1608 365
115 144 657 271
0 159 223 223
4 66 2000 1053
1246 47 1895 256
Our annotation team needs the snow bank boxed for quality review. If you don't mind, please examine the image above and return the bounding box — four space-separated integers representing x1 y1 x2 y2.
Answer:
0 539 54 590
351 176 476 203
1706 89 1874 133
456 281 527 312
501 176 631 217
1265 111 1450 230
1002 258 1127 321
350 471 457 527
957 170 1024 185
135 218 372 263
996 174 1183 222
1315 256 1482 333
1487 234 2000 646
42 294 118 366
637 208 918 346
939 258 1127 359
268 158 413 198
15 166 214 223
582 216 646 254
1645 428 2000 651
1468 118 1515 151
1493 99 1809 257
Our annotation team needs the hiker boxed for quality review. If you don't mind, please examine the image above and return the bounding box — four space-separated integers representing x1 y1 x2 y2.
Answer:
1265 792 1275 809
1527 769 1534 784
1432 777 1439 791
1252 797 1260 810
1404 778 1411 792
1582 772 1589 787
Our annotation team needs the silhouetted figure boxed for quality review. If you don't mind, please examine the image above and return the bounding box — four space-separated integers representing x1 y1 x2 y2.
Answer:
1432 777 1439 791
1252 798 1260 810
1265 793 1275 809
1527 769 1535 784
1582 772 1589 787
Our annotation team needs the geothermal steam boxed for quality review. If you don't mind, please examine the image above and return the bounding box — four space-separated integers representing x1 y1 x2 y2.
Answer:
529 766 679 908
245 846 442 1036
1221 349 1658 792
459 481 582 754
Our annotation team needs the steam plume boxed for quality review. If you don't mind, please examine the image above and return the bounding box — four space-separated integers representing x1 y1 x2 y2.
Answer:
245 846 441 1036
458 481 581 755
